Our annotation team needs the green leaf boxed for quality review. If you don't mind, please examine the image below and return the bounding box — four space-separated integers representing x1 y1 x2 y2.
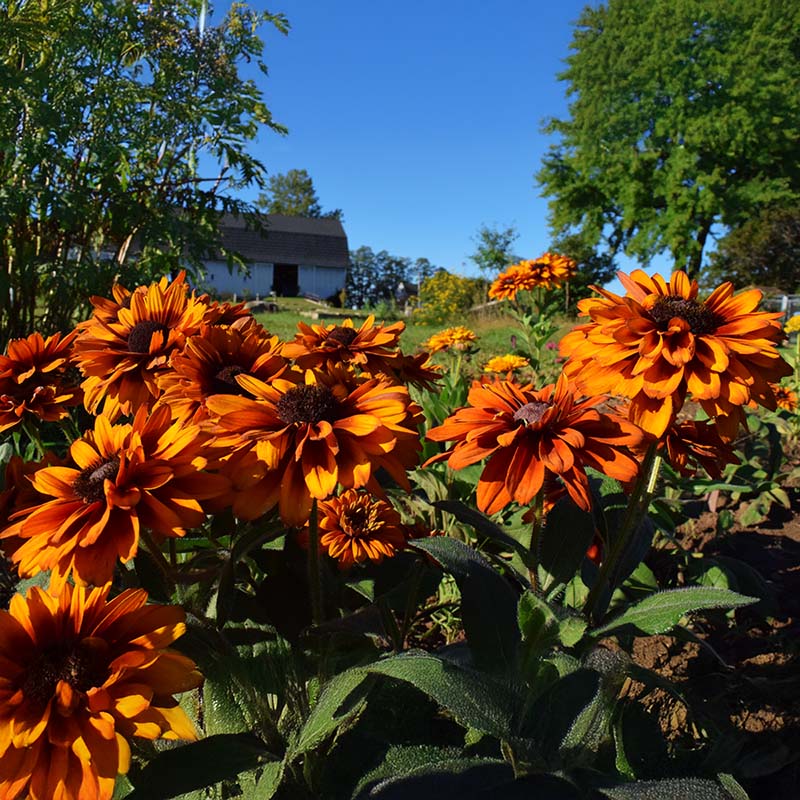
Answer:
412 537 520 673
251 761 284 800
125 734 276 800
431 499 528 558
591 587 757 637
290 667 373 757
717 774 750 800
558 615 588 648
366 651 518 740
599 777 734 799
538 496 596 591
517 591 559 675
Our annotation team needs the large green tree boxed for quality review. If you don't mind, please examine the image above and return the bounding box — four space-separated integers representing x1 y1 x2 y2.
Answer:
537 0 800 277
257 168 343 220
703 206 800 294
0 0 287 342
468 224 520 277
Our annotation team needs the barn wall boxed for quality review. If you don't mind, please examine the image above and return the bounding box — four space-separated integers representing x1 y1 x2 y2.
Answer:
298 265 347 298
200 261 274 298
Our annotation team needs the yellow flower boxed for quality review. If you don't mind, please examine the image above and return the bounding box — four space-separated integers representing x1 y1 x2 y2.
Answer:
785 314 800 334
424 326 477 354
484 354 530 373
489 253 577 301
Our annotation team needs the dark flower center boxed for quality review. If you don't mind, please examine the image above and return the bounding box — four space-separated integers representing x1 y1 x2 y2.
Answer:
211 364 248 396
326 326 358 347
73 457 120 504
276 385 338 424
649 297 719 335
22 641 108 705
513 401 551 426
127 320 169 353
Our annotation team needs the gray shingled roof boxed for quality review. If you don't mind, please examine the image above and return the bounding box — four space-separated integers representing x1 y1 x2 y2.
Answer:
217 214 349 268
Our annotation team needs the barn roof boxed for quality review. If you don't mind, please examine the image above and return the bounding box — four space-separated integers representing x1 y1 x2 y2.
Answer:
218 214 349 268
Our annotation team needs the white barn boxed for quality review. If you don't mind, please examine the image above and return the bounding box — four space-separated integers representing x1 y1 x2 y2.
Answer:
201 214 349 299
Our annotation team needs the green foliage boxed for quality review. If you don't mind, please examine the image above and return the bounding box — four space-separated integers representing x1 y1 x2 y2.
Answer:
703 206 800 293
590 587 757 637
468 223 520 277
256 168 343 220
0 0 286 342
345 246 432 309
415 269 483 323
537 0 800 276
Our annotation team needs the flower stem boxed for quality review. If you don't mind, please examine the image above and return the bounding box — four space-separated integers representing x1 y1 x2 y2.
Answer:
20 418 44 460
307 498 324 627
584 442 661 620
528 492 545 592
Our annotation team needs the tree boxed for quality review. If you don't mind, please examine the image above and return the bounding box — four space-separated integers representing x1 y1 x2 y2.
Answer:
537 0 800 277
0 0 287 343
257 168 343 220
468 224 520 277
702 206 800 294
345 247 436 309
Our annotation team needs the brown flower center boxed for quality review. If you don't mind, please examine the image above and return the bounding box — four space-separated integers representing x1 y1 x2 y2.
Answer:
513 401 551 426
326 326 358 347
649 297 719 335
341 501 382 538
73 457 120 504
127 320 170 353
276 385 338 425
211 364 248 396
22 641 108 705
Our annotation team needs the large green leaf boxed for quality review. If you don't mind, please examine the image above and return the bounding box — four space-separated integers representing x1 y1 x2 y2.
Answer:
290 667 373 757
412 537 520 673
538 496 597 592
431 499 529 559
599 777 736 799
590 587 757 637
124 734 276 800
366 651 518 740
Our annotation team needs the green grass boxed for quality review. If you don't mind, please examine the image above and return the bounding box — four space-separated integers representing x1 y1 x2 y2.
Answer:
253 297 574 368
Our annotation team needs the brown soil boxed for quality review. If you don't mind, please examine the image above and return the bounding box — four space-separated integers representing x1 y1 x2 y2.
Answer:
637 489 800 799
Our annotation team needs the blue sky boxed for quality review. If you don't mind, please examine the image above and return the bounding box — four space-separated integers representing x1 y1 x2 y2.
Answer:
221 1 658 285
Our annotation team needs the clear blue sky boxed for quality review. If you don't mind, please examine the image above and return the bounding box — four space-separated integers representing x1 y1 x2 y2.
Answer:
221 1 659 285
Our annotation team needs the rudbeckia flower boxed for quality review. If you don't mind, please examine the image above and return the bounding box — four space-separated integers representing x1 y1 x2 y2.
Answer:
206 369 422 526
0 331 81 432
424 326 477 354
73 272 207 420
662 420 739 478
488 253 577 301
306 489 407 568
0 583 200 800
282 315 405 374
784 314 800 335
425 374 643 514
559 270 792 439
773 383 797 412
156 321 288 423
483 354 530 374
1 405 228 591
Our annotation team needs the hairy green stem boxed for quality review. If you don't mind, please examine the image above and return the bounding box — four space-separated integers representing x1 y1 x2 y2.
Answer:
584 443 661 619
307 498 324 627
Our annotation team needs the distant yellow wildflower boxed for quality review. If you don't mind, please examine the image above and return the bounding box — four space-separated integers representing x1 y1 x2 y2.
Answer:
785 314 800 334
484 354 530 373
425 326 477 354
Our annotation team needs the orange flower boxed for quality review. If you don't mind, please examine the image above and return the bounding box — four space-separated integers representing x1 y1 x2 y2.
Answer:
559 270 792 439
369 351 443 392
662 420 739 478
308 489 407 567
426 374 643 513
773 383 797 412
0 331 81 432
206 369 422 526
73 272 208 420
424 326 477 354
0 583 200 800
484 354 530 374
488 253 577 301
282 315 405 374
156 321 288 423
1 406 228 591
